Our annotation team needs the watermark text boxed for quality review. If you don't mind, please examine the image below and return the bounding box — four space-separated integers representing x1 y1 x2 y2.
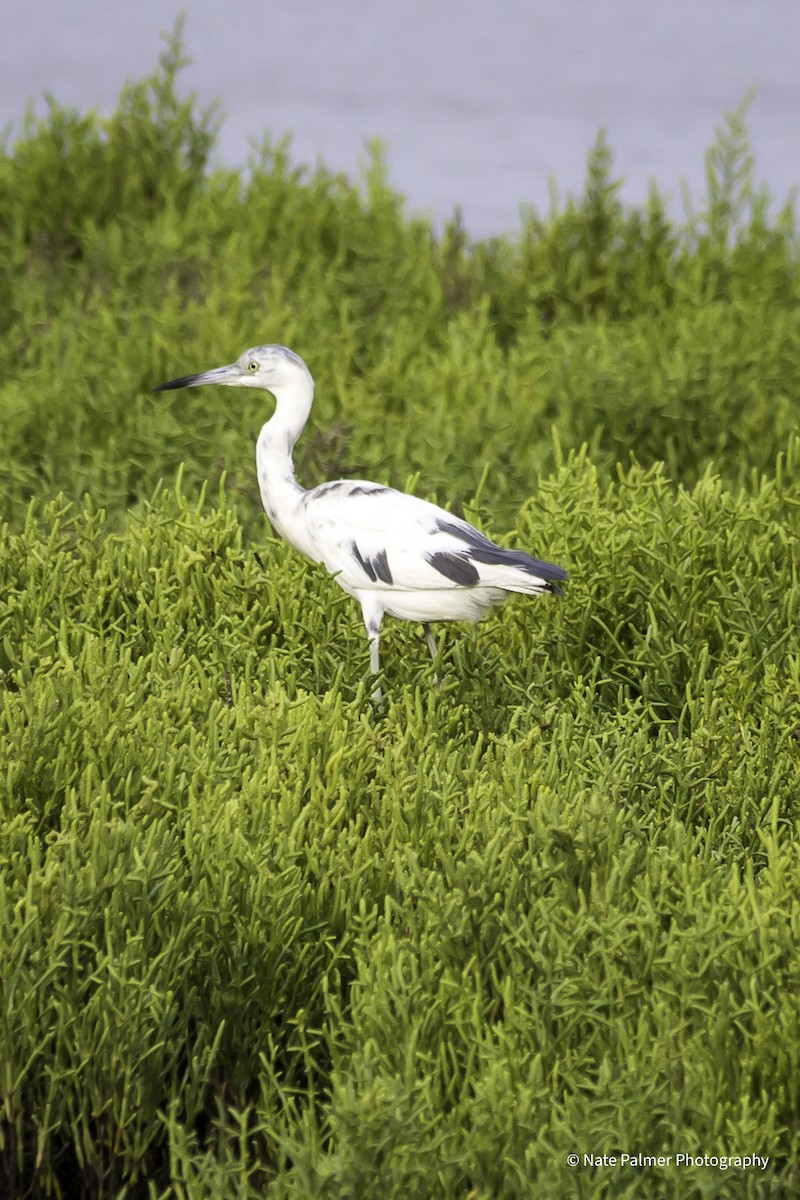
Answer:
566 1152 770 1171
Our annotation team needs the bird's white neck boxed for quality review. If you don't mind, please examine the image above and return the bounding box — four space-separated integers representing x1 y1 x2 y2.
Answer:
256 376 314 538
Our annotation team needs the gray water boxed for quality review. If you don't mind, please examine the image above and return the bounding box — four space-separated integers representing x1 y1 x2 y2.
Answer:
2 0 799 238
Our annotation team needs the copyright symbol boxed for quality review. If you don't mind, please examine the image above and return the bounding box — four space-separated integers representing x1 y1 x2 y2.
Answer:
567 1154 579 1167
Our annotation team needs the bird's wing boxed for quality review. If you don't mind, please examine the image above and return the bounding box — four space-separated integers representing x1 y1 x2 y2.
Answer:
301 482 567 593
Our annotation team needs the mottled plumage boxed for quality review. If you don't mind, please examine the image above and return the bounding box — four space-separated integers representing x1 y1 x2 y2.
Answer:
155 344 567 699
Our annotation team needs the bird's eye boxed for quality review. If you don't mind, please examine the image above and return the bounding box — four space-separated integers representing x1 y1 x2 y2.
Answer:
248 361 258 372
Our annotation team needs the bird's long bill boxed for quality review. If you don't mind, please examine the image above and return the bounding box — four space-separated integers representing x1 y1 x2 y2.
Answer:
153 363 242 392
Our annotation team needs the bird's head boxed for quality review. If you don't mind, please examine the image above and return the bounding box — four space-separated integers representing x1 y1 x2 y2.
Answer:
154 344 313 395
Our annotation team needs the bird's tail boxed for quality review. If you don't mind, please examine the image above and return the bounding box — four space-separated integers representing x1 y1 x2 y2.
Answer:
471 545 568 596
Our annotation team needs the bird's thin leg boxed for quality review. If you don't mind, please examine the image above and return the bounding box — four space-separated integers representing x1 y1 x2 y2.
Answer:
362 599 384 703
423 623 437 662
423 622 441 686
369 627 381 702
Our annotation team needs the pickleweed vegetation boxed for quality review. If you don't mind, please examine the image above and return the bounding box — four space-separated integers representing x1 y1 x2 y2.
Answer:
1 28 799 1200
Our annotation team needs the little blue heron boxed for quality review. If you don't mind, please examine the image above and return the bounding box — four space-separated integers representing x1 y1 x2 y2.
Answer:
155 344 567 700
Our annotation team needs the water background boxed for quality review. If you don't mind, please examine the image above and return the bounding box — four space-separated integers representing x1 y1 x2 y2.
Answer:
2 0 799 238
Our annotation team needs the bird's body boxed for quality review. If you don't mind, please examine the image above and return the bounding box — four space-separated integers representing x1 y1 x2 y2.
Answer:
156 344 567 699
284 481 559 624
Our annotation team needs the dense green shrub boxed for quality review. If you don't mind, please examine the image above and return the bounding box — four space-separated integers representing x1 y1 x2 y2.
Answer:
2 449 798 1197
1 28 799 1199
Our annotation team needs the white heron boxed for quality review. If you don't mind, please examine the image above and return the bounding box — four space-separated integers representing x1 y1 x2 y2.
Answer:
155 344 567 700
